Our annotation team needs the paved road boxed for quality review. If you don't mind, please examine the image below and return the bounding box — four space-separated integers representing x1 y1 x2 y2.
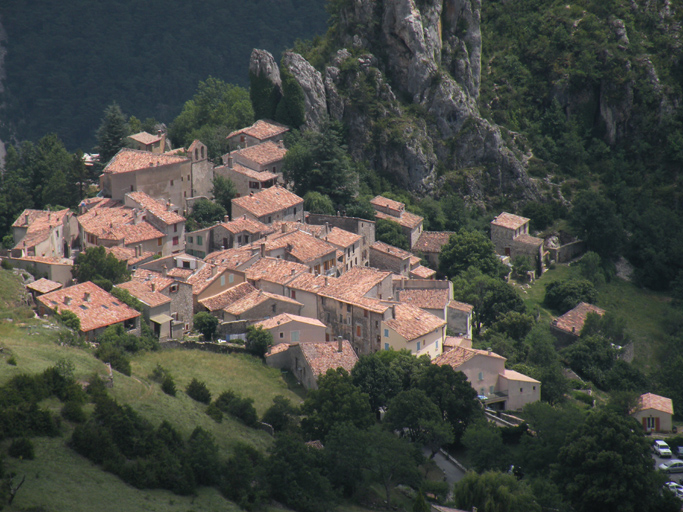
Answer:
424 447 467 498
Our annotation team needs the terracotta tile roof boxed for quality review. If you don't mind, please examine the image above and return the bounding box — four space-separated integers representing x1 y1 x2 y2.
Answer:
385 303 445 341
255 313 326 330
491 212 529 230
370 195 404 212
78 204 165 245
12 209 70 250
27 278 62 294
205 247 258 270
319 267 391 303
187 140 204 153
128 131 161 145
444 335 471 350
228 120 289 141
448 300 474 313
105 246 155 266
246 257 310 284
514 233 544 246
263 229 336 264
103 148 188 174
166 267 194 279
118 223 165 245
270 221 326 238
287 273 328 293
434 346 506 369
115 280 171 308
500 369 540 384
298 340 358 378
227 163 279 181
636 393 674 415
12 255 73 265
370 241 412 260
37 281 140 333
232 141 287 166
126 191 185 225
79 197 120 211
409 255 421 267
375 210 423 230
187 264 228 295
132 268 175 292
198 282 256 311
232 186 303 218
268 343 291 355
552 302 605 335
414 231 454 253
324 227 362 248
398 288 449 310
224 289 302 316
410 265 436 279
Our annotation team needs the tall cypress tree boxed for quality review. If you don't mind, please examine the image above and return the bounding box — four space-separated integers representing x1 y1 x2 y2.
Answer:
95 103 129 165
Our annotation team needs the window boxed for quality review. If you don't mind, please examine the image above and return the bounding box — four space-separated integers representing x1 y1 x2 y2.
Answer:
435 340 439 351
533 386 536 391
188 236 193 244
347 304 351 313
417 341 421 351
375 321 379 328
249 181 259 189
197 235 203 245
478 372 484 381
229 274 234 283
384 343 390 350
267 216 272 223
170 180 174 186
174 224 178 233
520 388 523 393
158 238 163 246
220 275 225 286
187 175 190 181
170 284 178 293
340 314 343 323
384 329 389 338
130 185 134 191
237 235 242 245
356 325 361 337
364 310 368 318
279 332 284 338
291 290 296 299
293 207 297 215
291 331 300 342
272 304 277 313
173 236 179 245
489 386 495 394
326 312 330 322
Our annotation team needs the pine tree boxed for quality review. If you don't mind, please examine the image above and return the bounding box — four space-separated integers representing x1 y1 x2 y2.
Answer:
95 103 129 165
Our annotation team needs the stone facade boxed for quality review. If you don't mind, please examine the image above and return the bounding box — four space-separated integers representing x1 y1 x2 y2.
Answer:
307 214 376 267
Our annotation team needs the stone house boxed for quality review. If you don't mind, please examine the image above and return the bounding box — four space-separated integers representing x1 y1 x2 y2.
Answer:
265 339 358 390
11 208 78 261
284 273 328 319
5 255 74 286
413 231 454 269
127 131 171 153
186 263 247 313
550 302 606 347
124 191 185 255
226 140 287 175
221 288 302 322
369 241 413 276
36 281 141 342
370 195 424 248
258 227 339 276
307 213 376 267
104 246 156 270
435 347 540 411
211 216 271 251
185 225 213 259
130 267 193 334
115 279 174 340
214 163 279 198
254 313 327 344
231 185 304 225
226 120 289 150
99 148 193 209
321 227 363 273
631 393 674 433
26 278 62 300
185 140 214 200
490 212 545 274
204 246 262 272
245 257 311 296
381 303 446 360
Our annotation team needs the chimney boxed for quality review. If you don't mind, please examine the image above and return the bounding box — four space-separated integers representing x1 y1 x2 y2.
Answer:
150 283 155 292
250 191 254 197
260 243 265 258
64 296 71 306
162 265 168 277
291 269 296 275
324 276 328 286
24 213 29 225
325 222 329 234
242 215 247 220
134 245 140 257
167 201 172 211
159 131 166 153
391 304 396 319
336 211 340 217
487 347 492 355
224 215 230 223
281 224 287 234
337 336 343 353
138 244 142 256
228 154 234 168
277 140 284 148
211 265 216 276
83 292 90 302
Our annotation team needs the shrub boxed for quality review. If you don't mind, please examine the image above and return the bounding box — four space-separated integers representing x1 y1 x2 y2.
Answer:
186 378 211 404
1 259 13 270
95 343 131 376
62 401 87 423
7 355 17 366
215 390 258 427
8 438 35 460
245 326 273 357
544 278 598 313
206 402 223 423
193 312 218 341
262 395 299 432
161 376 177 397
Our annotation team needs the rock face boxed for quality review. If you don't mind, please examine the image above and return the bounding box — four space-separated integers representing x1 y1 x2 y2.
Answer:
249 49 282 95
251 0 536 198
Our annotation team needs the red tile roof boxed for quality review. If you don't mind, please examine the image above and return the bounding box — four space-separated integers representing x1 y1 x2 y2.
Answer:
27 278 62 294
126 191 185 225
128 131 161 145
370 241 412 260
434 346 506 369
397 288 449 310
232 141 287 166
224 289 302 316
263 229 336 264
319 267 391 303
186 264 229 295
514 233 544 246
448 300 474 313
245 257 310 285
132 268 175 292
205 247 258 270
226 163 279 181
552 302 605 335
324 227 362 248
37 281 140 333
410 265 436 279
12 209 71 250
198 282 256 311
228 120 289 141
636 393 674 415
375 210 423 230
414 231 454 253
298 340 358 378
222 216 271 235
384 303 445 341
115 280 171 308
491 212 529 230
255 313 326 330
500 369 540 384
286 273 328 294
103 148 188 174
232 186 303 218
78 204 164 245
105 246 155 266
370 195 404 212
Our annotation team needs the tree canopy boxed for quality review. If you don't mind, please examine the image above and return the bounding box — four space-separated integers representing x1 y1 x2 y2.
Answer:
72 246 130 290
439 229 507 279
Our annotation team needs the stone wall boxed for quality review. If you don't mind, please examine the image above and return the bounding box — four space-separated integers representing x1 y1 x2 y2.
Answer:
548 240 587 263
307 214 375 266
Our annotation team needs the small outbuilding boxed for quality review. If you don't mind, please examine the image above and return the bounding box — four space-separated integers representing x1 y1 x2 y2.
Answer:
631 392 674 433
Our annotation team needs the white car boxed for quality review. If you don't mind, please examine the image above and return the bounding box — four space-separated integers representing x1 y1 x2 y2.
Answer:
664 482 683 499
659 459 683 474
654 440 673 458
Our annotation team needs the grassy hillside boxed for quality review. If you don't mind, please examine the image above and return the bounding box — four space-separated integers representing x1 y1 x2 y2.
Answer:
0 270 305 511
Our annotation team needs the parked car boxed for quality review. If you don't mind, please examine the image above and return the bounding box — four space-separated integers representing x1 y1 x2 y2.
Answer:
677 446 683 458
653 440 673 457
664 482 683 499
658 459 683 474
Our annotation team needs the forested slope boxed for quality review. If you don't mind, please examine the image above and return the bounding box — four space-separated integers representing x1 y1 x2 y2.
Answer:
0 0 328 150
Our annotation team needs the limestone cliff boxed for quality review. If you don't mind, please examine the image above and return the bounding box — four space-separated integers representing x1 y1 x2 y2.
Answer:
251 0 537 200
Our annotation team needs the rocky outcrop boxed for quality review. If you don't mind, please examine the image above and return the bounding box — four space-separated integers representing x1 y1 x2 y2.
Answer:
249 49 282 94
282 52 328 131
